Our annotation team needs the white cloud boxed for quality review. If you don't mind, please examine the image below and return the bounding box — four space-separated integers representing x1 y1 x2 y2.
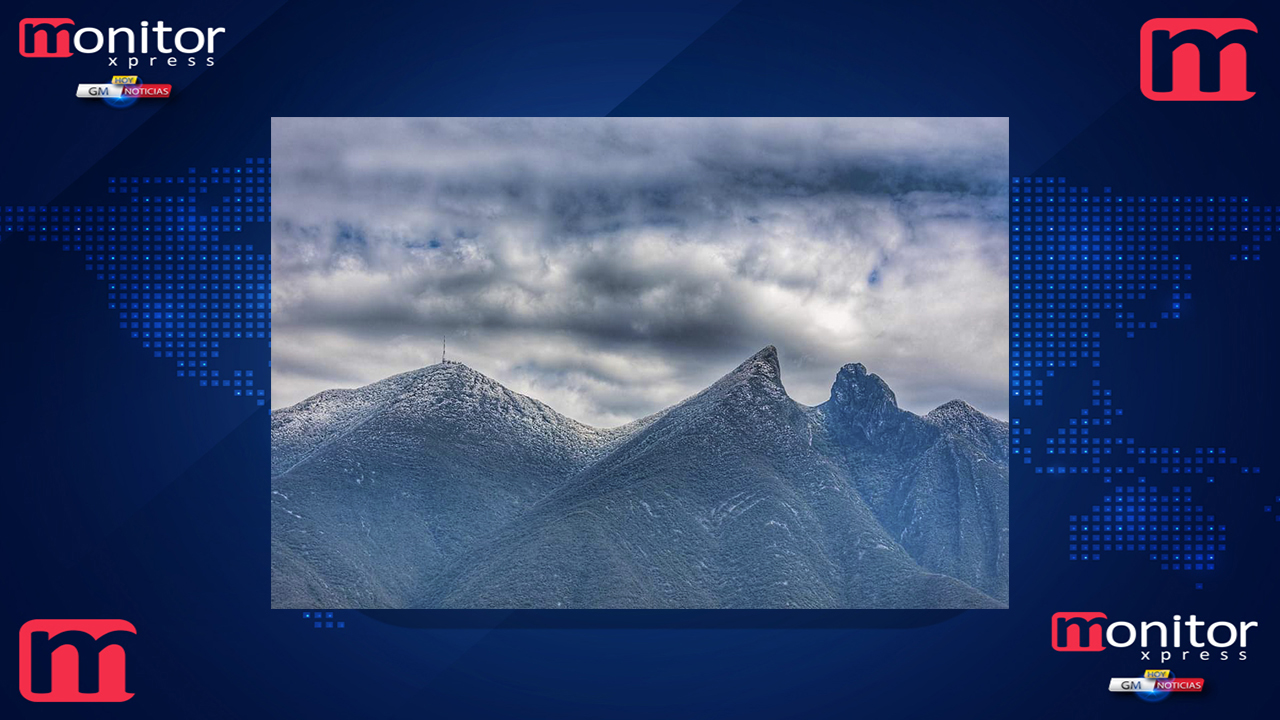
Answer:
272 117 1008 424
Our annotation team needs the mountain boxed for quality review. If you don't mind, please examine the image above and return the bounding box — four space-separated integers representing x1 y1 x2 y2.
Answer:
271 347 1008 609
269 361 657 607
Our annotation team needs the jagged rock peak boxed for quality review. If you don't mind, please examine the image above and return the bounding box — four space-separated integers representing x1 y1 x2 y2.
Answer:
728 345 783 384
829 362 898 410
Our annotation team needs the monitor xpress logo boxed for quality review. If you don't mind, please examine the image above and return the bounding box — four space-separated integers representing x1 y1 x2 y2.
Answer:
1140 18 1258 101
18 620 137 702
19 18 223 68
1052 612 1258 661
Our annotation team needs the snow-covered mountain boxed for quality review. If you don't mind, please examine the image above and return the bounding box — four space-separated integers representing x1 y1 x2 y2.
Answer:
271 347 1008 609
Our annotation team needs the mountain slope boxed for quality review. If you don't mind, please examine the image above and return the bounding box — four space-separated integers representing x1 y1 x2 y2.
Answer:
425 347 1000 608
271 347 1008 609
270 361 657 607
818 365 1009 602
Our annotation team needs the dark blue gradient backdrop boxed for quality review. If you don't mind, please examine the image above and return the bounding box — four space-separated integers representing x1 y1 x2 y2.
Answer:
3 1 1278 717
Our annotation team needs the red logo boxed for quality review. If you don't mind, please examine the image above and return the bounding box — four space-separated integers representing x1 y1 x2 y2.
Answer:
1155 678 1205 692
18 18 75 58
1141 18 1258 101
18 620 136 702
122 84 173 98
1052 611 1108 651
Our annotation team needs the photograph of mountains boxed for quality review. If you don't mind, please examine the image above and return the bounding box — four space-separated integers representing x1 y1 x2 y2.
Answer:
271 117 1009 609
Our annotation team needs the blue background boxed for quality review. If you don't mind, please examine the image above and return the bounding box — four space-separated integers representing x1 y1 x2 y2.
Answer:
4 0 1278 716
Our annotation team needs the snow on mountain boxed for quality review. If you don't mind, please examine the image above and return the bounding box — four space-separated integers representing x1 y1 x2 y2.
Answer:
272 347 1008 609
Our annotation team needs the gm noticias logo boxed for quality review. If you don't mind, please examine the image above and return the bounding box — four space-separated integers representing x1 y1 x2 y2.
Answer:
1141 18 1258 101
18 620 137 702
76 76 173 107
1052 612 1258 661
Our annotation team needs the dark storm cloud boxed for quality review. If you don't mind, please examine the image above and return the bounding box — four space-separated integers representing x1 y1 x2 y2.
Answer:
272 118 1008 425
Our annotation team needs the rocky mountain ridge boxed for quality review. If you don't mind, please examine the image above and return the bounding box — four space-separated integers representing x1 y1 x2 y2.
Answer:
271 346 1008 609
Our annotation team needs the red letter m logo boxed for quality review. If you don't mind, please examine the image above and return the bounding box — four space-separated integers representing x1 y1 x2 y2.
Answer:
1052 612 1108 652
1141 18 1257 101
18 619 136 702
18 18 75 58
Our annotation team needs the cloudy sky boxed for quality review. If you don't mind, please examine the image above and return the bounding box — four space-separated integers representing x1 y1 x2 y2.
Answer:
272 117 1008 425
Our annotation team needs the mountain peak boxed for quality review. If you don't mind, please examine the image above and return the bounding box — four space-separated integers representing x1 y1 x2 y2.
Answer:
925 399 979 421
924 399 1007 444
842 361 868 375
730 345 782 383
823 361 901 441
402 359 497 388
830 362 898 410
